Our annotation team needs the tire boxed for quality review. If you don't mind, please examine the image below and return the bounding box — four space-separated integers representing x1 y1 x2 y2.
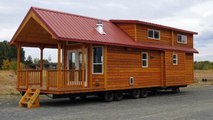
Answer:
172 87 180 93
131 89 140 99
114 91 124 101
140 89 148 98
103 91 114 102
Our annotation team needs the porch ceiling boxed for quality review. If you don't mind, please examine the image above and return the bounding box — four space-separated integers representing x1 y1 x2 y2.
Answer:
11 10 58 48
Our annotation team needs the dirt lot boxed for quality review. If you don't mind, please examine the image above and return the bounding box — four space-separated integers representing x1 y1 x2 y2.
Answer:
0 70 213 120
0 70 19 95
0 86 213 120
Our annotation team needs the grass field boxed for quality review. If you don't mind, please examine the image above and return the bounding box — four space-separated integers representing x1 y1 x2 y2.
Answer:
0 70 213 95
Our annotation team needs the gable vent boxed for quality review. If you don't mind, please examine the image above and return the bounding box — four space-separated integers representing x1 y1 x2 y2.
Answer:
96 20 106 35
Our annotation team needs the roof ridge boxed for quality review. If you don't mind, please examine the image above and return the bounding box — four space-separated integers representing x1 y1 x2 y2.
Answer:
31 6 109 22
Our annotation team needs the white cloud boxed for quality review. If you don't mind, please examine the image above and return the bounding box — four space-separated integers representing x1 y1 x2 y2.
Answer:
105 3 128 9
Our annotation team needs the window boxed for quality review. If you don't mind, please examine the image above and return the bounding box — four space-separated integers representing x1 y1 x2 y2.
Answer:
142 52 148 68
92 46 103 74
148 29 160 39
172 54 178 65
177 34 187 44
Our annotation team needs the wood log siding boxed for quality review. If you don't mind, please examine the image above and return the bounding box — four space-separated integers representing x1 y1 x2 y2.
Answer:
164 52 186 86
115 23 193 48
185 53 194 84
106 46 161 89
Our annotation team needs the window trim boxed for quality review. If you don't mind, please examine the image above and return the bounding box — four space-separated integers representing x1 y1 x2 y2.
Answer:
172 53 178 65
141 52 148 68
92 46 104 74
177 34 187 44
147 29 160 40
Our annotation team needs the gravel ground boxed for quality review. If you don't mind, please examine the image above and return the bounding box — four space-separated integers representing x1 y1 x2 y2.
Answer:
0 86 213 120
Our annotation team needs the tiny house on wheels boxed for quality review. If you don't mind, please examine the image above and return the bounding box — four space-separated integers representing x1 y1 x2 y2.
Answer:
10 7 198 108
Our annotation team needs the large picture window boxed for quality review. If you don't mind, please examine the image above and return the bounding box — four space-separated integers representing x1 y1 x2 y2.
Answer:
92 46 103 74
142 52 148 68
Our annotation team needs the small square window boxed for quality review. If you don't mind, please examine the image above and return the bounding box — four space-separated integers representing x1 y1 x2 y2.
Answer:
177 34 187 44
148 29 160 40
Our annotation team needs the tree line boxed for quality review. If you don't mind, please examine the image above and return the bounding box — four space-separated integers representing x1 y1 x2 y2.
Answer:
0 40 53 71
194 61 213 70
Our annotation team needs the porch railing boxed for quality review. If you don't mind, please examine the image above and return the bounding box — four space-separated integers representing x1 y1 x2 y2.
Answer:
18 70 42 88
46 70 83 90
18 69 84 90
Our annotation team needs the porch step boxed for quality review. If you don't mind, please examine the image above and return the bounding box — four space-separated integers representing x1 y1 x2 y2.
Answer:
19 88 40 108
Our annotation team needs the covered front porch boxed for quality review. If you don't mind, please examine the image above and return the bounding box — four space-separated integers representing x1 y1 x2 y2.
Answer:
16 42 89 93
10 9 93 94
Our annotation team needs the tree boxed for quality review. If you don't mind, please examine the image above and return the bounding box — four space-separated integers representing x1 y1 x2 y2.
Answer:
1 59 10 70
48 55 52 63
0 40 25 68
25 55 33 66
33 58 40 64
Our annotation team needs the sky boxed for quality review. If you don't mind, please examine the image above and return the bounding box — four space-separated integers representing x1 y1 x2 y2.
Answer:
0 0 212 62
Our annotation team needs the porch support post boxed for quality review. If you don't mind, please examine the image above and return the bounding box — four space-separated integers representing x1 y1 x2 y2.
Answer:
82 44 85 88
16 43 21 88
40 47 44 87
57 42 61 88
63 42 67 70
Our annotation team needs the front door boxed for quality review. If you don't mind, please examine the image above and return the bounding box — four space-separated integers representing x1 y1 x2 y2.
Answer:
67 49 88 87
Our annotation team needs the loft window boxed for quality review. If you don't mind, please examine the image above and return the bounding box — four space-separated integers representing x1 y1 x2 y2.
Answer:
172 54 178 65
142 52 148 68
177 34 187 44
92 46 103 74
148 29 160 40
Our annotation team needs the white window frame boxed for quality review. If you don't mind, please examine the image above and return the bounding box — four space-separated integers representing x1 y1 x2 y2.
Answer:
147 29 160 40
172 53 178 65
142 52 148 68
177 34 187 44
92 46 104 74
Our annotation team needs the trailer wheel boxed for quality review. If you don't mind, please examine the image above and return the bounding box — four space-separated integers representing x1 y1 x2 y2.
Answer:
114 91 123 101
131 89 140 99
140 89 148 98
103 91 114 102
172 87 180 93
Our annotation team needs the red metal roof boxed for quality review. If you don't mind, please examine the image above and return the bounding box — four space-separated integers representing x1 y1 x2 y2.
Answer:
27 7 198 53
110 20 198 35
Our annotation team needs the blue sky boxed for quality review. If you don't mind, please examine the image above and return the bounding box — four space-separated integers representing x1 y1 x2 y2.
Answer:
0 0 212 62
